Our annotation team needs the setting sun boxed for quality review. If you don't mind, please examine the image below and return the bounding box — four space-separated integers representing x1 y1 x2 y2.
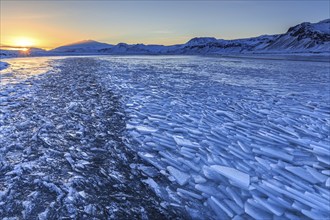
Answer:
13 37 35 48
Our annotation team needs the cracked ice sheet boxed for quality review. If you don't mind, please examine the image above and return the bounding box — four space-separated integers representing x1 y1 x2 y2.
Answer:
1 56 329 219
96 55 330 219
0 57 184 219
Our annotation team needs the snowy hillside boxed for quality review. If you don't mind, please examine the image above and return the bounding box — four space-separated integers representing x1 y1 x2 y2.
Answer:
1 19 329 58
99 43 181 55
176 35 276 54
178 19 329 54
50 41 181 55
0 49 22 58
184 37 219 47
51 40 113 53
0 48 48 58
263 19 330 52
47 19 329 55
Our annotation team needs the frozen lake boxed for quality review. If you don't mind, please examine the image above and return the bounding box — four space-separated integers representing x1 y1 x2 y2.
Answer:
1 56 329 219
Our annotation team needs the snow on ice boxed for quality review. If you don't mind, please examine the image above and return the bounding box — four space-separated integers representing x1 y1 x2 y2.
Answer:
1 55 329 219
0 61 9 70
0 57 183 219
96 55 330 219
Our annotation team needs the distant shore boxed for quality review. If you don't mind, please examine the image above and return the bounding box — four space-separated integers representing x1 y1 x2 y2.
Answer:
213 53 330 63
1 53 329 65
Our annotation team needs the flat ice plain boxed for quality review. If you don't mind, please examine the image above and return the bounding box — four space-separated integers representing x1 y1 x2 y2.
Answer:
0 55 329 219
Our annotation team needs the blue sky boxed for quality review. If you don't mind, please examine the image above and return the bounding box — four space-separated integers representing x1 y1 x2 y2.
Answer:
1 0 329 48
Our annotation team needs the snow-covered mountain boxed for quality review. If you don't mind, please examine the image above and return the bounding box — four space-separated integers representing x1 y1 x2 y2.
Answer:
0 49 22 58
175 35 276 54
98 43 181 54
51 40 113 53
262 19 330 53
48 19 328 55
0 48 48 58
2 19 328 57
184 37 219 47
179 19 329 54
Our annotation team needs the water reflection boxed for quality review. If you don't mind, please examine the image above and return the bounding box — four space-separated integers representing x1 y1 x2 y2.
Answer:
0 57 61 86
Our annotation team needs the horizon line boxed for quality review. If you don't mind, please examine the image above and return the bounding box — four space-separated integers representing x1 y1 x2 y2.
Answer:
0 33 279 51
1 17 329 51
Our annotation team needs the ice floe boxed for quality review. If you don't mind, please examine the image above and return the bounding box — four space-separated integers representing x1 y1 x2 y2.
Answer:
97 55 330 219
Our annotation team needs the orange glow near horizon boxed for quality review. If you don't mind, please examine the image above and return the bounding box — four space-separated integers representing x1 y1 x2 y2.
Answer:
13 37 35 48
1 36 43 52
1 37 41 49
1 0 329 51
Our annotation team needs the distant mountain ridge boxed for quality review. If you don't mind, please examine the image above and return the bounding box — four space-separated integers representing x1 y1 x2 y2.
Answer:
1 19 329 58
262 19 330 52
52 40 113 53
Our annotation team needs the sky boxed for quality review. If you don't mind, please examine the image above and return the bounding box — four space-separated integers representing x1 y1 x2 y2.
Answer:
0 0 329 49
